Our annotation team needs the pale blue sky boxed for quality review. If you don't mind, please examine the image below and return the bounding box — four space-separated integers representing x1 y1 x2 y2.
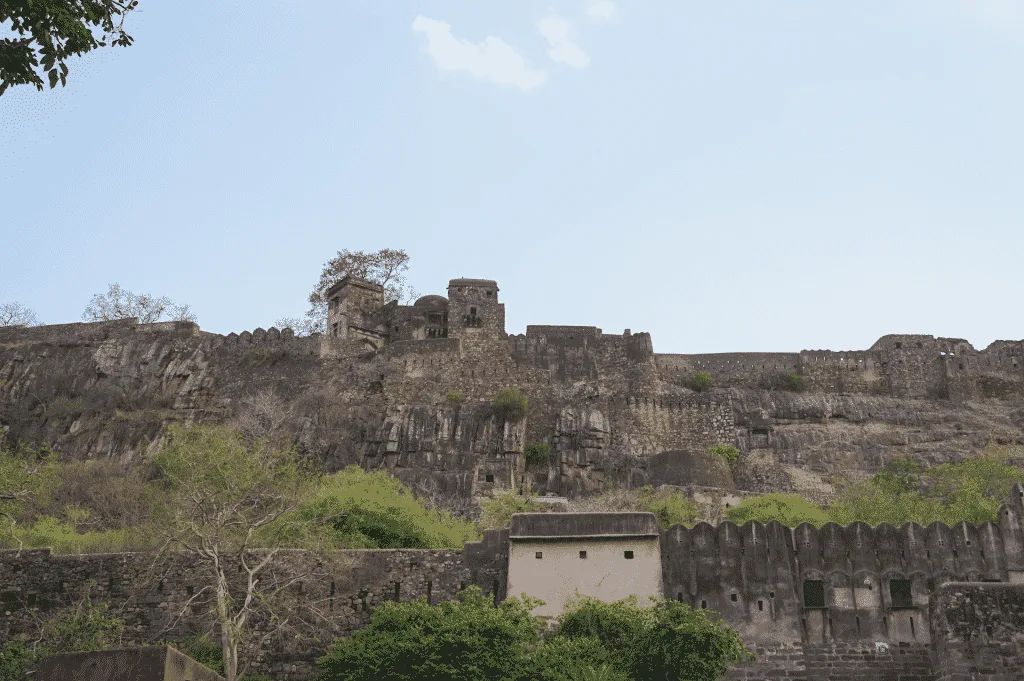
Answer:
1 1 1022 353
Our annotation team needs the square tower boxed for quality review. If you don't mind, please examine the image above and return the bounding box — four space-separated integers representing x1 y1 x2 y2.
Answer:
447 278 505 338
325 276 387 348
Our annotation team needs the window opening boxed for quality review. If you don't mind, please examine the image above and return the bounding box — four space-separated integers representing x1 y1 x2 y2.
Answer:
535 551 543 559
624 550 634 559
890 579 913 608
579 551 587 559
803 580 826 608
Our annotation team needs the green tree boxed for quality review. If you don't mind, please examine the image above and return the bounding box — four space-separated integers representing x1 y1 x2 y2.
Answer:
0 0 137 95
149 424 324 681
555 596 753 681
0 442 59 548
316 587 542 681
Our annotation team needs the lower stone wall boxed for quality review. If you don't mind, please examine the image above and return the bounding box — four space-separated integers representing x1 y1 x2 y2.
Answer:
930 583 1024 681
724 642 932 681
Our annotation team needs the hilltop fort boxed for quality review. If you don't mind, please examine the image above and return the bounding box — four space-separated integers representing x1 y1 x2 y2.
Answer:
1 275 1021 502
2 276 1024 680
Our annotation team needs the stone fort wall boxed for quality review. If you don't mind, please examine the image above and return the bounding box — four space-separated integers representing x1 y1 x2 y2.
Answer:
4 486 1024 679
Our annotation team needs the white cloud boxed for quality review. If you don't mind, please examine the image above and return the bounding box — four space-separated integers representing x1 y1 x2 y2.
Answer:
411 16 548 92
538 14 590 69
586 0 617 22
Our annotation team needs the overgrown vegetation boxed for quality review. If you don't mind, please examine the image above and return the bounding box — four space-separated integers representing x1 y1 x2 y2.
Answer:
316 588 752 681
479 490 547 529
690 371 712 392
445 390 463 403
294 466 479 549
524 443 551 467
726 445 1024 527
491 388 528 422
0 594 124 681
567 486 700 529
785 372 805 392
709 444 742 466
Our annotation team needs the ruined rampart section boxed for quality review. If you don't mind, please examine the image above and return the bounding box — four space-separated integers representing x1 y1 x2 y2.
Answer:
930 582 1024 681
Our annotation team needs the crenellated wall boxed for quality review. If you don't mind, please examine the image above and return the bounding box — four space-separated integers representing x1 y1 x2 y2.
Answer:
4 489 1024 680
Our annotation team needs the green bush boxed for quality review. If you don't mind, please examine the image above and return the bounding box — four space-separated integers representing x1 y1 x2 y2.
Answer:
636 487 700 528
724 494 829 527
709 445 742 465
179 634 225 675
785 373 805 392
556 596 753 681
445 390 463 403
316 587 542 681
491 388 528 422
294 466 479 549
524 443 551 467
690 372 712 392
479 490 547 530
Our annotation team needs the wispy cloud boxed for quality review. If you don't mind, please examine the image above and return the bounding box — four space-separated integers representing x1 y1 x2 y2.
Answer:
586 0 617 22
412 16 548 92
538 13 590 69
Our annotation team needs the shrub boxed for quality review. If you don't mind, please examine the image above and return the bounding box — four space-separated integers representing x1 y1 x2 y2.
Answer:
524 443 551 467
491 388 528 422
316 587 542 681
556 596 753 681
724 494 829 527
179 634 225 675
785 373 805 392
445 390 463 404
567 486 699 529
690 372 712 392
295 466 479 549
479 490 547 530
709 445 742 465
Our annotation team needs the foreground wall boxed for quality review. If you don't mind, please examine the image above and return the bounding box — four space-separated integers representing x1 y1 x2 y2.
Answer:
0 531 509 680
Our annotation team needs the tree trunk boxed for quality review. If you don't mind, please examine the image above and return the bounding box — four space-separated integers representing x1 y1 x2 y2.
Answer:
216 574 239 681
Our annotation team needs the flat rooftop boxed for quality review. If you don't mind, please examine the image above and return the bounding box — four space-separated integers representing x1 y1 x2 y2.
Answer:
510 512 659 539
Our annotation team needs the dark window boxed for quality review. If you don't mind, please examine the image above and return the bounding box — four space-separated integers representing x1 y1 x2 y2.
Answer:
890 579 913 608
758 600 763 611
486 290 493 296
803 580 825 608
485 474 494 483
535 551 543 559
895 342 903 349
624 551 634 559
470 307 477 315
579 551 587 559
700 600 707 609
730 593 737 602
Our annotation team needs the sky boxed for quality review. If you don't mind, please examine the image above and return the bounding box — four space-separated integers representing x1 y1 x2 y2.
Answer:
1 1 1022 354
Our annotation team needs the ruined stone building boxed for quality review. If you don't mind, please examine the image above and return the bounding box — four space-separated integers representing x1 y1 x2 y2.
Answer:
2 275 1024 679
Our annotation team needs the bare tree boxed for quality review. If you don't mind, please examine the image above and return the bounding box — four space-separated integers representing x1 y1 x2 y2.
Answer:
0 301 41 327
285 248 413 335
149 424 327 681
82 283 198 324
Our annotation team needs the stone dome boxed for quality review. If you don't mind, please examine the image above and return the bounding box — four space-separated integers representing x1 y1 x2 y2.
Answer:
413 294 449 308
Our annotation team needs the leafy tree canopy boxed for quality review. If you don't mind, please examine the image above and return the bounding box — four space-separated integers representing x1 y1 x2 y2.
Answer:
316 587 542 681
0 0 137 95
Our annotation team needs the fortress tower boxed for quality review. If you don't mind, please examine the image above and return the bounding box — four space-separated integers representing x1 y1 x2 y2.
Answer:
325 276 386 349
446 278 505 339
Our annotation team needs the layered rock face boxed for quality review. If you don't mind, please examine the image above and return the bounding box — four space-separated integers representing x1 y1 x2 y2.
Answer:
1 307 1022 501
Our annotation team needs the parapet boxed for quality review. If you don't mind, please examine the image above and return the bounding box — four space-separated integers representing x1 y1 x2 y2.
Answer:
510 512 660 539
